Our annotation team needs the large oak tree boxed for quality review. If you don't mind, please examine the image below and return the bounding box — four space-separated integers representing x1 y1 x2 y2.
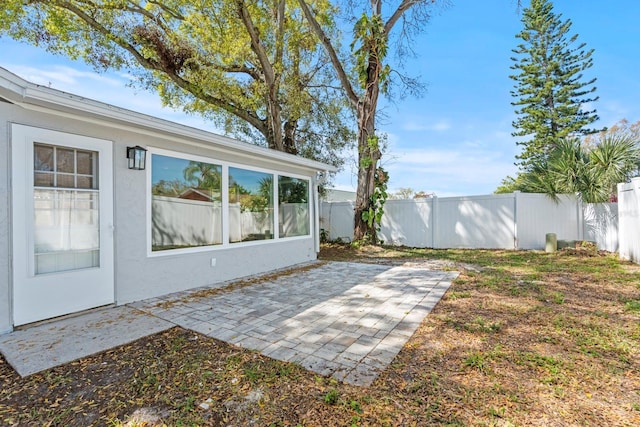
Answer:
2 0 441 242
0 0 353 166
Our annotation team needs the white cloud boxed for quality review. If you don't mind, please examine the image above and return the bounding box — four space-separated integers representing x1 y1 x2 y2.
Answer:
8 64 123 89
599 101 633 123
379 141 518 196
402 119 452 132
7 63 224 134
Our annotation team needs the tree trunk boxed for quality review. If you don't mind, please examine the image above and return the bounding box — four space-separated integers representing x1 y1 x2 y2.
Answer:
283 120 298 155
353 59 381 243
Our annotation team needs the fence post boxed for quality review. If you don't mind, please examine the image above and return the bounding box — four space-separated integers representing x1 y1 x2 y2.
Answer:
513 191 520 249
576 194 585 241
432 195 438 248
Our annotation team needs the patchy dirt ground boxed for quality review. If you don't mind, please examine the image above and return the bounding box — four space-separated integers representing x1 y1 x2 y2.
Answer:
1 244 639 426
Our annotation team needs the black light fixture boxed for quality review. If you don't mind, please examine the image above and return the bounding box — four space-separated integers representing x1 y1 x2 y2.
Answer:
126 146 147 170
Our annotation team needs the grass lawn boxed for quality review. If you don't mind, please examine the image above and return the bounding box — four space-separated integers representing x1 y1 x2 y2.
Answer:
1 243 639 426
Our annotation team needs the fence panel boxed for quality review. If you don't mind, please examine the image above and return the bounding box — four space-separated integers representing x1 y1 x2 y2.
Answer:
320 201 354 242
152 196 222 247
435 194 516 249
280 203 310 237
515 193 581 249
379 199 434 247
584 203 619 252
320 193 621 252
618 178 640 262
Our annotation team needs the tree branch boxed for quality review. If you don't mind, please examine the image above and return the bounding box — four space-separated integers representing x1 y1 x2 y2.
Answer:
297 0 359 107
236 0 283 149
236 0 276 86
52 0 267 133
385 0 428 34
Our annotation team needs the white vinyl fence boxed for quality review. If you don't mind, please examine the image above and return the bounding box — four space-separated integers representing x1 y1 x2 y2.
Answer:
152 196 309 247
152 196 223 247
618 177 640 262
321 192 619 252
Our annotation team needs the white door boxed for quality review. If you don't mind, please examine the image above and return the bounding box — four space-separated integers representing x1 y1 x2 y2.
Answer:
11 124 114 326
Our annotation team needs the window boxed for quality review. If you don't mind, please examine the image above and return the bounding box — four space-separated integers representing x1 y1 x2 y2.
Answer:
34 143 97 189
151 154 222 251
33 143 100 274
278 176 310 237
229 167 274 242
148 149 314 254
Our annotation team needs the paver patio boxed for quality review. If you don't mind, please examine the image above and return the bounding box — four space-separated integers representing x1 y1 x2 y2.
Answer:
0 261 458 386
132 261 458 386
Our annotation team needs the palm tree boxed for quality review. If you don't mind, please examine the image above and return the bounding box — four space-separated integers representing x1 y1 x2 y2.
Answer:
589 134 640 200
521 135 639 202
182 161 222 190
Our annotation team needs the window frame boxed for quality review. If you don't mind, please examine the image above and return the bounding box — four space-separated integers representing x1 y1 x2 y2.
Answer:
146 147 313 258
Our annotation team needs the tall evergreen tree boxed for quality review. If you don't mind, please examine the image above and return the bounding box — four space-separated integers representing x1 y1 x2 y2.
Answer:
510 0 600 170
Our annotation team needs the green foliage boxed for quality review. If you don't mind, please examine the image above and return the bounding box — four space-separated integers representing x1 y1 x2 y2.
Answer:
278 176 308 204
0 0 353 166
151 179 189 196
510 0 601 170
494 175 523 194
390 187 415 199
323 388 339 405
361 166 388 242
241 176 273 213
351 13 391 93
183 161 222 190
624 300 640 313
464 351 488 373
509 134 639 202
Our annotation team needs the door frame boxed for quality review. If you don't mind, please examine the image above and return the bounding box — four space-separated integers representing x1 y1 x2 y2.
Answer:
11 123 115 326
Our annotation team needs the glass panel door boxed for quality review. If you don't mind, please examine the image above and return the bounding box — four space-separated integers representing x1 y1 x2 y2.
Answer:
12 124 114 326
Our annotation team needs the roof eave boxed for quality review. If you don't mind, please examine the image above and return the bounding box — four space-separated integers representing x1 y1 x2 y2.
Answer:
0 67 337 173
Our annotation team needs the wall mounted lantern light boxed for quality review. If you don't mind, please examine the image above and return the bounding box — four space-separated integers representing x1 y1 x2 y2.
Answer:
126 146 147 170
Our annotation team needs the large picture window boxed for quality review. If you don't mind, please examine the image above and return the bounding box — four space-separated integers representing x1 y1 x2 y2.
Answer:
149 150 314 254
278 176 310 238
229 167 274 242
151 154 222 251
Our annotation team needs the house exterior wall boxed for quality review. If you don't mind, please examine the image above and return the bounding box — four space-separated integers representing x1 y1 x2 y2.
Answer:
0 111 11 333
0 100 319 332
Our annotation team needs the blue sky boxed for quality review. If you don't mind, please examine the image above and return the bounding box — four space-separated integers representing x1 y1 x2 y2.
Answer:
1 0 639 197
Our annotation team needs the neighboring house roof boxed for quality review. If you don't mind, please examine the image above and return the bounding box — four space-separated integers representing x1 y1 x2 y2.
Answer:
178 188 220 202
0 66 337 174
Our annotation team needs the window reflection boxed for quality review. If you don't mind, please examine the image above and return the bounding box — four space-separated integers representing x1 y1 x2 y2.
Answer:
228 167 274 242
151 154 222 251
34 143 96 189
278 176 310 238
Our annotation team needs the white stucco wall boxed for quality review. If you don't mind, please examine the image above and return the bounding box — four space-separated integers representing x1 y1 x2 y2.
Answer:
0 113 11 333
112 130 317 303
0 100 320 331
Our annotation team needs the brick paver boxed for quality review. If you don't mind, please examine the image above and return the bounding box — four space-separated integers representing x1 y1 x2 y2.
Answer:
133 261 458 386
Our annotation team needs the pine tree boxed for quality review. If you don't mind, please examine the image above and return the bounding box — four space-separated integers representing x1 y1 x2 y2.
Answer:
510 0 600 171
